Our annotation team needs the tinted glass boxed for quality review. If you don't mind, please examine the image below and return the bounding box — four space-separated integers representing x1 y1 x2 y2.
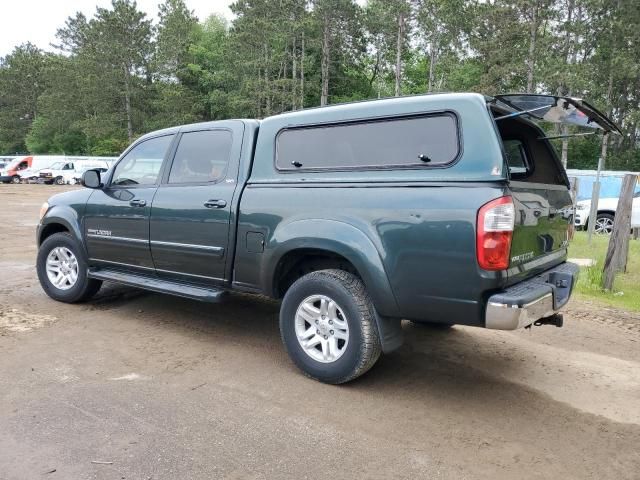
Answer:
111 135 174 186
276 114 459 170
168 130 233 184
503 139 528 175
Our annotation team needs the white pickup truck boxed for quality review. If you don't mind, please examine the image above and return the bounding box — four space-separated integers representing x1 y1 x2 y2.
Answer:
38 158 116 185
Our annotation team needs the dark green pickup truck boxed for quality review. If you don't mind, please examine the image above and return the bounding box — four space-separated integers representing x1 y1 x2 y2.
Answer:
36 93 618 383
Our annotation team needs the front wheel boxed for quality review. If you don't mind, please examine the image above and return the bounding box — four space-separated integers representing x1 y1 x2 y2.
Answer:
279 269 382 384
37 232 102 303
12 175 20 184
55 176 65 185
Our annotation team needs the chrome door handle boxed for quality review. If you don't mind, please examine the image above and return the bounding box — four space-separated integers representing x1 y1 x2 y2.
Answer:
204 199 227 208
129 199 147 207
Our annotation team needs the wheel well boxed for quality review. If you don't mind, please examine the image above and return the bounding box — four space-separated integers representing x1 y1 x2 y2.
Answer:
273 249 360 299
597 210 615 217
39 223 69 245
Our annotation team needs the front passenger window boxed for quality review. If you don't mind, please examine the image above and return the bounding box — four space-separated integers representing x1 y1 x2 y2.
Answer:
111 135 174 186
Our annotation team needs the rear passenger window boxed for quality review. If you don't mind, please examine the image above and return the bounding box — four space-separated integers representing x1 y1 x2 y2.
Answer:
276 114 459 171
169 130 232 184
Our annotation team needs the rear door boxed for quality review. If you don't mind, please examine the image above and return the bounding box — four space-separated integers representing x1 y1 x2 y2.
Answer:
149 122 243 285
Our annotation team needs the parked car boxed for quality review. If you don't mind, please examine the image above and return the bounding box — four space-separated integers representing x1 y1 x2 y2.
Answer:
0 156 68 184
567 170 640 233
37 157 117 185
574 194 640 233
37 93 617 383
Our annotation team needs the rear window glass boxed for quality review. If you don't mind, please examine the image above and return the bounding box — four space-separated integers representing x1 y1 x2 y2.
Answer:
276 114 459 171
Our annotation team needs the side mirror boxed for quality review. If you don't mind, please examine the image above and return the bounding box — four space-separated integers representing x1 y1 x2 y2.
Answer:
82 169 103 189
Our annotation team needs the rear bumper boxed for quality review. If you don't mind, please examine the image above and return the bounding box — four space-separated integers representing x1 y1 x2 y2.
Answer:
485 262 579 330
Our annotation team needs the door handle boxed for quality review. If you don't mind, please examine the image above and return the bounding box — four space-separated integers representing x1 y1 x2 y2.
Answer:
129 199 147 207
204 199 227 209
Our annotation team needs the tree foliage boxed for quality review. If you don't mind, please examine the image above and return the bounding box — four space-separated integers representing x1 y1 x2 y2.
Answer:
0 0 638 169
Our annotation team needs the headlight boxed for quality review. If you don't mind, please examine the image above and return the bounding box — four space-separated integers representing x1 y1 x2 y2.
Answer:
39 202 49 221
575 203 589 210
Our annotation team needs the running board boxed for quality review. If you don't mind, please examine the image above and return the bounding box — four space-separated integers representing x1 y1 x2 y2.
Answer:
88 268 225 303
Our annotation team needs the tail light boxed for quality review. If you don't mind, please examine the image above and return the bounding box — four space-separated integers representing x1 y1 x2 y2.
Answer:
477 196 514 271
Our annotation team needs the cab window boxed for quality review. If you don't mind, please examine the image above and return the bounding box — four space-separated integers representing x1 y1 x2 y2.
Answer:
111 135 174 187
168 130 233 184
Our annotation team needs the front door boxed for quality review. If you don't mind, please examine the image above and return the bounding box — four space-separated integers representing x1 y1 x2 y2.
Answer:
84 134 175 271
149 123 243 284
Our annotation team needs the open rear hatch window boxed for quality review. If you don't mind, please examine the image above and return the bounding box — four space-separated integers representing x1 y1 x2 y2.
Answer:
493 94 621 134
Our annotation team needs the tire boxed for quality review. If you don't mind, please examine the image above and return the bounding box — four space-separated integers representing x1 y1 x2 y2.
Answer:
37 232 102 303
594 213 615 234
55 176 65 185
279 269 382 384
12 175 20 184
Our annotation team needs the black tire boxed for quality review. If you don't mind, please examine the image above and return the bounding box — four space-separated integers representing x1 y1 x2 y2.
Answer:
279 269 382 384
12 175 20 184
55 176 65 185
37 232 102 303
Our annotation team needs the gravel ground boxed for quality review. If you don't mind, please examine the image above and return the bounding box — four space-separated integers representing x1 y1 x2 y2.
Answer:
1 184 639 480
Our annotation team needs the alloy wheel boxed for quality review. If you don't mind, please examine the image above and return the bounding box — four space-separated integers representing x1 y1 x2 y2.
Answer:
294 295 349 363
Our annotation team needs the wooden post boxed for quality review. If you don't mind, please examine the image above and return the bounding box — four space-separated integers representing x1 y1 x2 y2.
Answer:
568 176 579 240
588 133 608 244
602 174 637 290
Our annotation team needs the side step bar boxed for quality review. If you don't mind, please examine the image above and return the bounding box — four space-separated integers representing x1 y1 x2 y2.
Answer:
88 268 225 303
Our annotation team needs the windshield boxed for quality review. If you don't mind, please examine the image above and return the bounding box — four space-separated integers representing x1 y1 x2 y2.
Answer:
49 162 64 169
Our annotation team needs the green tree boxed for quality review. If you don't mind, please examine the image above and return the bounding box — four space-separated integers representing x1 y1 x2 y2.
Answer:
0 44 47 153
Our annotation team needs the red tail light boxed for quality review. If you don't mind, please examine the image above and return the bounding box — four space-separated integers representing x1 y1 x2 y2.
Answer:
477 196 514 271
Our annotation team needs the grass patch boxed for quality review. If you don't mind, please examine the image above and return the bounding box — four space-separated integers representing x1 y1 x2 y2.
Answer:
568 231 640 312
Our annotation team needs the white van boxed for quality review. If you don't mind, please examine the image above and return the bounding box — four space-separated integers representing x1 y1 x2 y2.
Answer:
38 157 118 184
0 156 66 184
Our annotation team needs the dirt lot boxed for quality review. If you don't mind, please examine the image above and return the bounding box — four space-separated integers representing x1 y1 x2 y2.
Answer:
1 184 639 479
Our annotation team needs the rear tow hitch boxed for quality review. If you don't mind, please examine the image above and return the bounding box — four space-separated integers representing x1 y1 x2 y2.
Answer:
534 314 564 328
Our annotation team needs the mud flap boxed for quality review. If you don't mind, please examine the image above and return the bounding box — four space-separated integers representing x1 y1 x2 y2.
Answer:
375 313 404 354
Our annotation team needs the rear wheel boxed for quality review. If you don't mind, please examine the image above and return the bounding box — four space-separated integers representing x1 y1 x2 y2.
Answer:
594 213 615 234
37 232 102 303
279 269 382 384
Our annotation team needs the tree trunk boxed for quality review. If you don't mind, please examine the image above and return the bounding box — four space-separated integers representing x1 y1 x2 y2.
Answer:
526 2 539 93
395 12 405 97
320 15 331 106
427 41 437 93
292 36 297 110
602 174 637 289
123 63 133 142
300 32 305 109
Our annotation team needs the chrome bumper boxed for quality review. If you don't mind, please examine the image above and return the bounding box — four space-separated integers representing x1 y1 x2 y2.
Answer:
485 262 579 330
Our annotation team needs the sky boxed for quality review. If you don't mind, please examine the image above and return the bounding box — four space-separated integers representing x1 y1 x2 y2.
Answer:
0 0 235 58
